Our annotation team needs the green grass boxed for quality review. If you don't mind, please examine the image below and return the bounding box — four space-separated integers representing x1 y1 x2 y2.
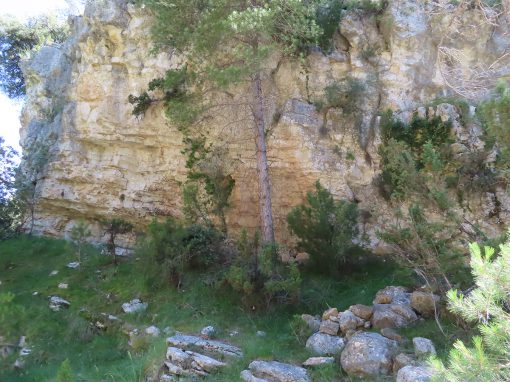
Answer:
0 236 465 381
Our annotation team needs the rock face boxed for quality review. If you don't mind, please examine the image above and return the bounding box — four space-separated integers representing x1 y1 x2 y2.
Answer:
20 0 510 247
340 332 398 378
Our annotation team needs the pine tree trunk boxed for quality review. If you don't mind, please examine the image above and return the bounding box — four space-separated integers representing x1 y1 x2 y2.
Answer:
251 72 275 244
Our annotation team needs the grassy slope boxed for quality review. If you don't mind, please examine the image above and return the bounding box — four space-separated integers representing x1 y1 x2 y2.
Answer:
0 236 467 381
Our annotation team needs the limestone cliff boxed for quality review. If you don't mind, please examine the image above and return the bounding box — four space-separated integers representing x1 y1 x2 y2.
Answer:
20 0 510 251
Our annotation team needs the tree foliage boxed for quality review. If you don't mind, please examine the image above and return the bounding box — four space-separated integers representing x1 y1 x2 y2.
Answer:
431 237 510 382
0 15 68 98
287 181 359 273
0 137 21 239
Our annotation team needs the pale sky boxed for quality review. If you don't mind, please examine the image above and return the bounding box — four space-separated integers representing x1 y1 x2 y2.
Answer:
0 0 84 152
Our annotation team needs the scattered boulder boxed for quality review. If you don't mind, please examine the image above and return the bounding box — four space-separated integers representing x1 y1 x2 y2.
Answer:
58 283 68 289
349 304 373 320
339 310 363 333
200 326 216 339
371 304 417 329
397 365 433 382
49 270 59 276
393 353 415 373
413 337 436 358
322 307 338 321
340 332 398 378
121 299 148 314
302 357 335 367
49 296 70 311
256 331 267 337
319 319 340 336
373 286 411 305
242 360 311 382
305 333 345 356
301 314 320 333
145 325 160 337
66 261 80 269
411 291 440 318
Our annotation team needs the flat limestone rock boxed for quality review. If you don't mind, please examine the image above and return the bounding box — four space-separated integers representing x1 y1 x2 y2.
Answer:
302 357 335 367
248 360 311 382
49 296 70 311
166 334 243 358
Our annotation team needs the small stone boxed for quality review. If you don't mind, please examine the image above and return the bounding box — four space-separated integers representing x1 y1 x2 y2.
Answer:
349 304 373 320
121 299 148 313
302 357 335 367
145 325 160 337
163 327 174 335
322 307 338 321
32 291 39 296
411 291 440 318
380 328 405 342
413 337 436 358
301 314 321 333
363 321 371 329
49 296 70 311
396 365 433 382
305 333 345 356
319 319 340 336
229 330 240 337
393 353 415 373
58 283 68 289
200 326 216 339
339 310 362 333
256 331 267 337
66 262 80 269
49 270 58 276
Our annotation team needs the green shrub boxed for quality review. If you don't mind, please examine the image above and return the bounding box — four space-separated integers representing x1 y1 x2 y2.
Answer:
56 359 76 382
431 237 510 381
143 219 226 288
380 113 452 162
69 220 91 264
224 231 302 307
378 204 466 292
102 218 133 265
287 181 359 274
322 76 365 114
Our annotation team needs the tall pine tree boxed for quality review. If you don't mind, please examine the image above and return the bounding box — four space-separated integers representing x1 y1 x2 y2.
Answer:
134 0 321 242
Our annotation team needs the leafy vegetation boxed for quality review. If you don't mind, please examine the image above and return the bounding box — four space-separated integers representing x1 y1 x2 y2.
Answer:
431 237 510 381
0 235 423 381
102 219 134 265
287 181 359 274
224 231 302 308
141 218 227 289
0 137 21 240
0 15 68 98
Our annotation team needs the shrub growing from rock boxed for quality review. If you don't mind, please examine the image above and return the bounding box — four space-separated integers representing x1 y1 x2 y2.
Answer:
287 181 359 274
